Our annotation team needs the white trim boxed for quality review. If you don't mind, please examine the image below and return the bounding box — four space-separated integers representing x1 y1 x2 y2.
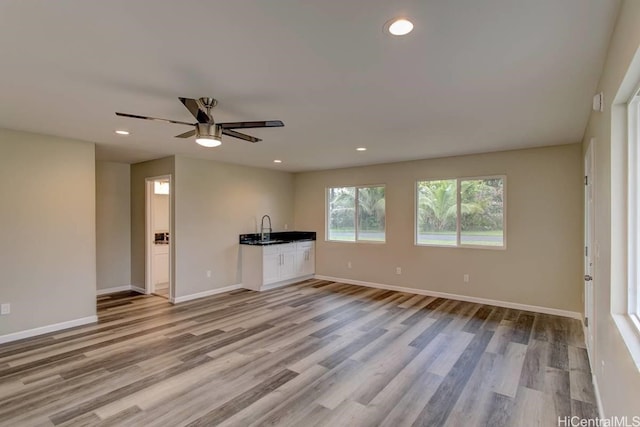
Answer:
0 315 98 344
314 275 582 320
131 286 146 294
260 275 315 291
170 284 243 304
592 372 604 418
583 323 605 418
97 285 132 296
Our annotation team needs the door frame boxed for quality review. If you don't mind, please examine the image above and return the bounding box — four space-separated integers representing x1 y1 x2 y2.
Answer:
584 138 595 354
145 175 173 300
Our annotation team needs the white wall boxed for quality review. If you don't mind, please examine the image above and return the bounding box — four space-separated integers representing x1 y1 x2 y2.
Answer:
581 0 640 418
294 144 583 313
96 161 131 291
0 129 96 337
174 156 294 298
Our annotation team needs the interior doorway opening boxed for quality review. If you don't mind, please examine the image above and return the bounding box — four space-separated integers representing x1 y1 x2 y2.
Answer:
146 176 172 300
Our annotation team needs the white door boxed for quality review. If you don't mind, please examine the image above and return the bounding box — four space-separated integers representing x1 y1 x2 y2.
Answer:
145 176 172 300
584 139 595 353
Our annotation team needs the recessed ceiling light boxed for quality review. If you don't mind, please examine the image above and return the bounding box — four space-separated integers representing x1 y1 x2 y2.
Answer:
115 130 130 135
385 18 414 36
273 159 282 163
356 147 367 151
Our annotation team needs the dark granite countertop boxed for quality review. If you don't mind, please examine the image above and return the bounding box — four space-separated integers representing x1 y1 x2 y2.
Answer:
239 231 316 246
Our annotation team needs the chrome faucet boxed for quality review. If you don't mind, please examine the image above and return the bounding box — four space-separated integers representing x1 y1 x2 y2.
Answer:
260 215 272 241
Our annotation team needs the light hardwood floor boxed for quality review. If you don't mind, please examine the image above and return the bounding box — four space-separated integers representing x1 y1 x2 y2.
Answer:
0 279 597 426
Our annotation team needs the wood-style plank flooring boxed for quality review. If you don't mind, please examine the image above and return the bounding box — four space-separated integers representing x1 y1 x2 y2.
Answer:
0 280 597 426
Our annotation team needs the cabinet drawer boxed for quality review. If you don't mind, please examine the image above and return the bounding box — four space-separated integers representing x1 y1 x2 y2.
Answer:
280 243 296 253
263 245 281 255
296 241 314 250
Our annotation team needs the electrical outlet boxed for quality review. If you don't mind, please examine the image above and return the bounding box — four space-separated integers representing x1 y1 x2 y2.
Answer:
464 274 470 283
1 303 10 315
206 270 212 278
284 224 288 230
396 267 402 275
347 261 352 269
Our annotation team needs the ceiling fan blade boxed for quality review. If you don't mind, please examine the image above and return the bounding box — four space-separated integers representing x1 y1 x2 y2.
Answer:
222 128 262 143
175 129 196 138
116 112 194 126
218 120 284 129
179 97 212 123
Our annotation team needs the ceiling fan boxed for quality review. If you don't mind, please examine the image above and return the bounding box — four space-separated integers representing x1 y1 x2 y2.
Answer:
115 97 284 147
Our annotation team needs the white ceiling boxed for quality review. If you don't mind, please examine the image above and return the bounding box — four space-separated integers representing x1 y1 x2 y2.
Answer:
0 0 620 172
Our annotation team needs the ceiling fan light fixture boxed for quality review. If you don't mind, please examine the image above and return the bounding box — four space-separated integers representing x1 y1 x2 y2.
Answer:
195 123 222 147
195 135 222 147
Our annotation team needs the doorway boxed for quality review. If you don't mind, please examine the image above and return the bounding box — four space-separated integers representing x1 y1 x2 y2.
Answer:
146 176 172 300
584 139 595 354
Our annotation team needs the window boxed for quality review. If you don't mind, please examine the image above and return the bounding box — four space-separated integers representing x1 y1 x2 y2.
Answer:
416 176 505 248
327 185 385 242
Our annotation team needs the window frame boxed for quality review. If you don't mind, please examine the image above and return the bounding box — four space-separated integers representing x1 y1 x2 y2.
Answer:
325 184 386 244
414 175 507 250
627 91 640 328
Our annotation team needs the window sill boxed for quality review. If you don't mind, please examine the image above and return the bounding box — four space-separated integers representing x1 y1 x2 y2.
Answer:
612 313 640 372
325 240 386 245
415 243 506 251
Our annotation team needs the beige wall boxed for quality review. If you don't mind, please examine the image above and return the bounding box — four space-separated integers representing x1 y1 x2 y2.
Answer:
96 161 131 291
0 129 96 336
130 157 175 290
174 156 294 298
581 0 640 418
294 144 583 312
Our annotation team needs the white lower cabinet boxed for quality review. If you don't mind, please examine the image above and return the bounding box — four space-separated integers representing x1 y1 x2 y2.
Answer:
296 241 315 277
242 241 315 291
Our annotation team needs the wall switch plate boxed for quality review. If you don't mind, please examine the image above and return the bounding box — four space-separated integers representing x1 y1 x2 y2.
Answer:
593 92 604 112
464 274 470 283
347 261 352 269
1 303 10 315
206 270 212 278
396 267 402 275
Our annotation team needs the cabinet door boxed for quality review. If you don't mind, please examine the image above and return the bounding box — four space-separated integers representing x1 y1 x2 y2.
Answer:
280 251 297 280
263 253 280 285
300 249 315 276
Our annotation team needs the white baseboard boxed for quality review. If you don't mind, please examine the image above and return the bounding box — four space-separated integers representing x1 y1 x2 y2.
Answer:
97 285 132 296
260 275 315 292
97 285 146 296
171 284 243 304
314 275 582 320
0 315 98 344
